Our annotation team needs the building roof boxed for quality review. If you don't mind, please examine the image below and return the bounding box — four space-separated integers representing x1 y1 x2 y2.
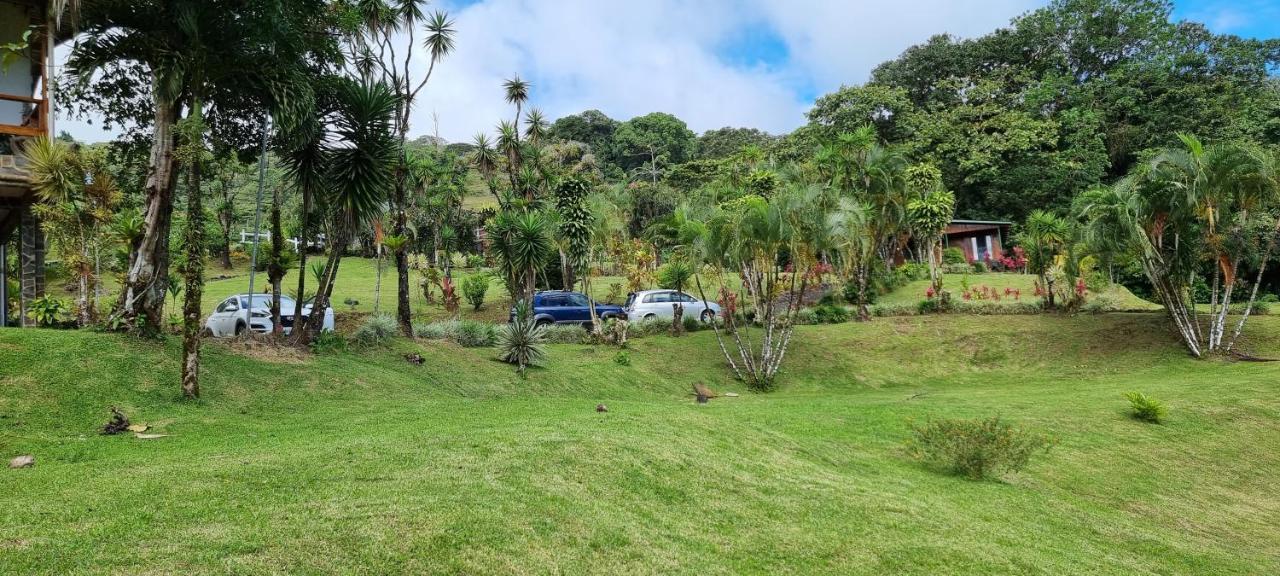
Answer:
950 219 1012 226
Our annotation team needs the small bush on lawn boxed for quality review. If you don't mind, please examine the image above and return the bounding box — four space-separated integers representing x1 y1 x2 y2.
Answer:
543 324 589 344
943 263 973 275
813 304 851 324
906 416 1052 480
942 247 966 264
310 329 348 354
951 301 1043 315
413 320 459 340
462 274 489 310
353 314 398 347
871 303 918 317
1125 392 1165 424
614 350 630 365
630 318 670 338
455 320 496 347
682 314 701 333
795 308 819 324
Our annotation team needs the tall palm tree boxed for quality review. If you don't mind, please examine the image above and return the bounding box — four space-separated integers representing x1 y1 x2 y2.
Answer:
503 75 530 141
524 108 548 145
301 80 399 342
1021 210 1071 309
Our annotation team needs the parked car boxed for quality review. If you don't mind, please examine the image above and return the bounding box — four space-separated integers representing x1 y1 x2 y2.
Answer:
625 289 720 323
204 294 334 337
513 290 626 327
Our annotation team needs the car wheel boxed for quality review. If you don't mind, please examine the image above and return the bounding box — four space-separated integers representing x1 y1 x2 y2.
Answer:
535 318 553 328
200 326 214 338
234 322 246 336
643 313 656 321
700 309 715 323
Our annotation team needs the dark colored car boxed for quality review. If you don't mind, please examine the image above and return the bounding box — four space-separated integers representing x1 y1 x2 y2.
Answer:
512 290 625 326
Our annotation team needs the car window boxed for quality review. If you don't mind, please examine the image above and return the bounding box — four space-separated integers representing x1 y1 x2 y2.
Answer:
541 295 564 307
567 293 590 306
649 292 671 303
216 298 236 312
677 293 697 302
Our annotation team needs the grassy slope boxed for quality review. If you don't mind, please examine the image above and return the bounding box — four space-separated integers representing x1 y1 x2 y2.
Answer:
2 315 1279 575
875 272 1161 311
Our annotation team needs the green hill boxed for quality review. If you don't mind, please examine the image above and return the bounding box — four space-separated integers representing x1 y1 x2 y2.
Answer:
2 316 1279 574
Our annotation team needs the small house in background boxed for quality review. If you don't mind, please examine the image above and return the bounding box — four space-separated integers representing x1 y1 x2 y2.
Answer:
1 0 58 327
943 220 1012 262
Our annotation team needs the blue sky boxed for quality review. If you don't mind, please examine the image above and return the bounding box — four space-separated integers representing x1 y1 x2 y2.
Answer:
59 0 1280 144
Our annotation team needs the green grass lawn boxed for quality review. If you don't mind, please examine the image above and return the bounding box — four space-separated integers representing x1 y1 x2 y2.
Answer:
875 272 1162 311
2 314 1279 574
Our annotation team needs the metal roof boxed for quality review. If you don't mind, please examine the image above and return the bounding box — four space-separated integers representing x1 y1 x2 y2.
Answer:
949 219 1012 226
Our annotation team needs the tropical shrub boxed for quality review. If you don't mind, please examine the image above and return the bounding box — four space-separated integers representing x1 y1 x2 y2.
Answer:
352 314 398 347
906 416 1052 480
944 263 972 275
413 319 459 340
455 320 496 347
942 247 966 264
614 350 631 365
542 324 588 344
464 254 484 268
462 273 489 311
309 329 348 354
27 296 69 327
656 259 694 292
1125 392 1165 424
794 308 819 325
971 260 989 274
813 304 851 324
498 300 547 375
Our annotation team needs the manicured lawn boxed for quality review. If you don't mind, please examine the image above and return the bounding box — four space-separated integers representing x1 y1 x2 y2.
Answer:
2 315 1279 574
874 272 1162 311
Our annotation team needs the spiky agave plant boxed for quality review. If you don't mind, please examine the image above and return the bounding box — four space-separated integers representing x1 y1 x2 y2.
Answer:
497 299 547 377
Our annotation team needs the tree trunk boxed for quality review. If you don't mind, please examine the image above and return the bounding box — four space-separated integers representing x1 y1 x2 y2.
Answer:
301 228 346 344
220 224 233 269
856 265 870 321
394 176 412 335
1227 216 1280 351
119 94 181 333
180 112 206 399
269 184 284 336
290 185 311 345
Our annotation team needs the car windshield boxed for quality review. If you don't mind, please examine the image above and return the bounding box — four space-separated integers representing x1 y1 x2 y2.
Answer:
238 295 296 309
566 293 590 306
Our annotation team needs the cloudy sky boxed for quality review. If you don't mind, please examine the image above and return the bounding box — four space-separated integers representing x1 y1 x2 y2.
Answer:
56 0 1280 144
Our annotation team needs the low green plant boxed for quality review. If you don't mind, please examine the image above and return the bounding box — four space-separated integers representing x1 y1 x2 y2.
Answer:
942 247 966 265
352 314 398 347
498 300 547 375
813 304 851 324
26 295 68 327
614 350 631 365
906 416 1052 480
1124 392 1165 424
455 320 496 347
309 329 347 354
462 273 489 311
413 320 459 340
543 324 588 344
794 308 819 325
464 253 485 268
682 314 700 333
971 260 989 274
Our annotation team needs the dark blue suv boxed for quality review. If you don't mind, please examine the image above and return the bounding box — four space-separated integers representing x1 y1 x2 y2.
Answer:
513 290 626 326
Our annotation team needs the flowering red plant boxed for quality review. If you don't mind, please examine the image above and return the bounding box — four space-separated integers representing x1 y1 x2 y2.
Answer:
926 286 936 299
1075 278 1087 298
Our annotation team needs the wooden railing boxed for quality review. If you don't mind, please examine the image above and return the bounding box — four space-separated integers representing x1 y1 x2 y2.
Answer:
0 92 47 138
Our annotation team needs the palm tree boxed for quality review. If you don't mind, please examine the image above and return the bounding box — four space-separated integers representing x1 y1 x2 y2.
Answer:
1021 210 1071 309
67 0 326 334
281 115 328 344
524 108 549 145
22 137 120 327
503 75 530 141
301 80 399 343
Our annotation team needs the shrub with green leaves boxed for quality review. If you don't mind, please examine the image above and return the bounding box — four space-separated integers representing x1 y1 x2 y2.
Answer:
413 320 459 340
462 274 489 311
455 320 496 347
813 304 851 324
309 329 347 354
656 259 694 292
543 324 588 344
614 350 631 365
352 314 398 347
498 300 547 375
26 295 68 327
942 247 966 265
1125 392 1165 424
906 416 1052 480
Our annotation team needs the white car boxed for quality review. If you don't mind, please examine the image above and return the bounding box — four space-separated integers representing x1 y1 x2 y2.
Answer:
624 289 721 323
204 294 335 337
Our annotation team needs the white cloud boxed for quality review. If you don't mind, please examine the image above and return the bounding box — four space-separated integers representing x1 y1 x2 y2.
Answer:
57 0 1043 144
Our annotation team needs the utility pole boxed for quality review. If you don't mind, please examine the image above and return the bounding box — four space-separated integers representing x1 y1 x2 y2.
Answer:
244 113 270 330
